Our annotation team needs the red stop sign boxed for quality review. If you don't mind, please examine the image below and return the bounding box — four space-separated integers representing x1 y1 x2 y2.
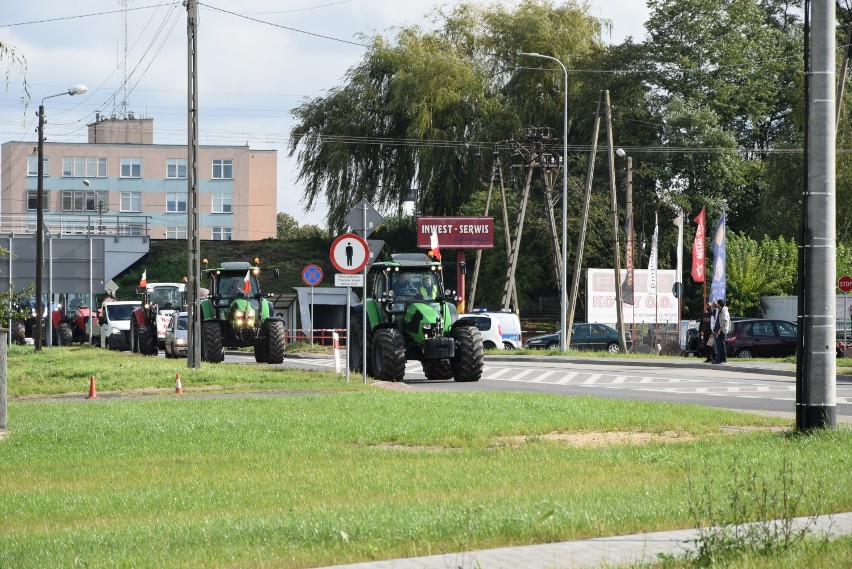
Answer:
839 275 852 293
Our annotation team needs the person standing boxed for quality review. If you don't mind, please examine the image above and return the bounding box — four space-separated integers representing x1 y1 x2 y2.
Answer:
699 303 714 362
713 299 731 364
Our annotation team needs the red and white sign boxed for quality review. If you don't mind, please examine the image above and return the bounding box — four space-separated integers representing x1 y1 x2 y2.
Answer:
839 275 852 293
416 216 494 250
330 233 369 274
587 268 678 324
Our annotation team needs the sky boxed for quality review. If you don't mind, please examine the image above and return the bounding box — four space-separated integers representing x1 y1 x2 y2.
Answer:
0 0 650 228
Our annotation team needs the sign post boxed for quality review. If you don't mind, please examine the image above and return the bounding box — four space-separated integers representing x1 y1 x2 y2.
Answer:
331 231 372 384
839 275 852 349
302 265 323 344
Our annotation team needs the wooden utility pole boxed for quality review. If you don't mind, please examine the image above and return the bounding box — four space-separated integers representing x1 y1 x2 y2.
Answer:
566 91 605 347
500 161 534 311
604 91 627 353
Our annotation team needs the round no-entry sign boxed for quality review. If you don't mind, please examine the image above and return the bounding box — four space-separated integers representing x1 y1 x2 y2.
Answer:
840 275 852 293
330 233 369 274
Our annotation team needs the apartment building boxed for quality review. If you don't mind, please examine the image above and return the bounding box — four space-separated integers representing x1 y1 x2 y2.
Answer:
1 116 277 240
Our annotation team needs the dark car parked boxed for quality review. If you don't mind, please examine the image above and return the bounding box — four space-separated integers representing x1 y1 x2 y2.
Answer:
524 323 632 353
725 319 797 358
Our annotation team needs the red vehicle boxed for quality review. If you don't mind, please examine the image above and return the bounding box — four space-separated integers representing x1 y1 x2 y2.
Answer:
130 282 186 356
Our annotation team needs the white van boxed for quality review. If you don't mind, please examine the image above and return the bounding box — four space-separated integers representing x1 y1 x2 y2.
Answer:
471 309 523 349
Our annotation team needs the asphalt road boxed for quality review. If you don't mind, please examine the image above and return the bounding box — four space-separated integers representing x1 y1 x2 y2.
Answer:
258 352 852 423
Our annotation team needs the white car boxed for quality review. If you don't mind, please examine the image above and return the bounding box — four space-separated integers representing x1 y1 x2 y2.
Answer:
471 309 523 349
164 312 188 358
98 300 141 350
465 314 505 350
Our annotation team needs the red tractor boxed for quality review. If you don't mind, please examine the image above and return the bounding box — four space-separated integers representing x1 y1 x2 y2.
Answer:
129 282 186 356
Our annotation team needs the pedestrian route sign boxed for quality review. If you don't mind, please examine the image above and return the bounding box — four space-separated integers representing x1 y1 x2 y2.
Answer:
330 233 369 274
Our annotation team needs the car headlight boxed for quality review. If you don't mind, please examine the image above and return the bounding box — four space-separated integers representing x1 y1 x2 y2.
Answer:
111 327 121 335
175 338 187 346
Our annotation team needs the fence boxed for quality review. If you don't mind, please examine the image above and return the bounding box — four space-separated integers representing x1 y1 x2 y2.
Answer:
285 329 347 347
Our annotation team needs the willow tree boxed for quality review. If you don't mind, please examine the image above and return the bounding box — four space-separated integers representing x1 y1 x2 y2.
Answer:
288 0 607 232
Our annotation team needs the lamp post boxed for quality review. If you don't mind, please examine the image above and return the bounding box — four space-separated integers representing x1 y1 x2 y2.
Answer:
519 52 568 350
35 85 87 351
616 148 635 342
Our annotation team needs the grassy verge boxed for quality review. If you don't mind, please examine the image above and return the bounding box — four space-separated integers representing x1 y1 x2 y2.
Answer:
2 346 850 568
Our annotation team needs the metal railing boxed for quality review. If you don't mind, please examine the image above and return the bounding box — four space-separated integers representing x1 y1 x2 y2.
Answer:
0 213 151 239
285 329 347 347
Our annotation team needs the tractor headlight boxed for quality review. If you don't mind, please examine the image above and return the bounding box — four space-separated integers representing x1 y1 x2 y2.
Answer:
235 310 244 318
246 317 255 326
390 303 405 313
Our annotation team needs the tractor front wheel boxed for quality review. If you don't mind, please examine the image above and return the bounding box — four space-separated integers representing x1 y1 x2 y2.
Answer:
266 320 286 364
202 321 224 363
451 326 484 382
10 319 26 345
422 358 453 380
138 325 158 356
372 328 406 381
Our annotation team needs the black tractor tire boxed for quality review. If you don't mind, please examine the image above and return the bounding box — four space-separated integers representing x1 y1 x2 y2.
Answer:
451 326 484 382
371 328 406 381
254 338 269 363
10 319 26 345
138 325 158 356
422 358 454 380
202 321 225 363
129 320 139 353
266 320 286 364
348 310 373 375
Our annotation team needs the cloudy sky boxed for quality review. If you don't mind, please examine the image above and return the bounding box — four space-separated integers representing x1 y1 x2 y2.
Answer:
0 0 650 227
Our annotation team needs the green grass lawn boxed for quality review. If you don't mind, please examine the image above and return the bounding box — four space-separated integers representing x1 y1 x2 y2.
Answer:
1 346 851 568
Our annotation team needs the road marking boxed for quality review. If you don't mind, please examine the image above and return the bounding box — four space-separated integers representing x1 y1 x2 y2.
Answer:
530 370 556 383
582 374 601 384
556 372 578 385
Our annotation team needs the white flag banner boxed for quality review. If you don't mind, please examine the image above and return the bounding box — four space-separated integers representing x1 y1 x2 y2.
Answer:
674 209 684 285
648 212 659 295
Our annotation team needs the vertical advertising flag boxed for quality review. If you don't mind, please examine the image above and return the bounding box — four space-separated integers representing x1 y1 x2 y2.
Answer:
648 212 659 295
621 213 635 305
710 211 726 301
674 209 684 287
691 207 706 282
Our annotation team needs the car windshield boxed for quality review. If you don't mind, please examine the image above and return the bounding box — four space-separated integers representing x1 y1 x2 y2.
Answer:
177 315 188 330
105 304 136 320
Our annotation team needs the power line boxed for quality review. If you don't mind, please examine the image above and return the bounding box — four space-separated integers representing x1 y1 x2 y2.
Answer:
0 3 179 28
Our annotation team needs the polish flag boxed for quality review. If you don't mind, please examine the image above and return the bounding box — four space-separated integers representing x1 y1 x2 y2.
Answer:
139 271 147 287
428 230 442 261
243 270 252 294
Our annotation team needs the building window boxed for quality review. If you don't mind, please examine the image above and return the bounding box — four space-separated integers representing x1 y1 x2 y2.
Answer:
165 226 188 239
62 156 107 178
120 191 141 212
167 158 187 179
212 227 232 241
212 159 233 179
166 193 187 213
60 190 105 212
118 223 145 236
28 156 48 177
212 194 232 214
27 190 38 210
120 157 142 178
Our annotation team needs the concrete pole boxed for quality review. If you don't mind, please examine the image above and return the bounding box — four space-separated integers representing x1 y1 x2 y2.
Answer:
35 105 45 352
186 0 202 369
799 0 837 429
0 331 6 430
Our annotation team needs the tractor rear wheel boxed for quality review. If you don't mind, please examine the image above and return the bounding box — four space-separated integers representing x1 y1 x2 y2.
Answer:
10 319 26 345
372 328 406 381
422 358 453 380
58 322 73 345
202 321 224 363
129 320 139 353
138 325 158 356
266 320 286 364
451 326 484 382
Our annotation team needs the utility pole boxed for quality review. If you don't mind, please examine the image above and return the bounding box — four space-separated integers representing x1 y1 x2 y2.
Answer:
604 91 627 353
186 0 202 369
798 0 837 429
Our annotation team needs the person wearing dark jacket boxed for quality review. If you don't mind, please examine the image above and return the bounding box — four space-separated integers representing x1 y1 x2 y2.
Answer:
699 304 714 362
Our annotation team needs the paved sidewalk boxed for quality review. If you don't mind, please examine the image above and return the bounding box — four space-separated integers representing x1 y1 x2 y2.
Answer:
315 512 852 568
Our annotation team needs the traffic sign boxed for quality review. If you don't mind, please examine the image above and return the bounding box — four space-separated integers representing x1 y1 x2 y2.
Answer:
345 199 384 238
330 233 369 274
302 264 323 287
840 275 852 293
335 273 364 287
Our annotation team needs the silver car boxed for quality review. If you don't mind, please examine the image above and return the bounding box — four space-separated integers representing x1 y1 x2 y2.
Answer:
164 312 188 358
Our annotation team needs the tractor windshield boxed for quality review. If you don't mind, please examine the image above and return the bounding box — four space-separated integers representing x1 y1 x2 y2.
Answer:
391 271 441 301
148 286 184 309
220 274 255 297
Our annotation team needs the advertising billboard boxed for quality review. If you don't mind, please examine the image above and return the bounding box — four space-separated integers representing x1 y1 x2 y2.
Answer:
416 216 494 249
587 268 678 324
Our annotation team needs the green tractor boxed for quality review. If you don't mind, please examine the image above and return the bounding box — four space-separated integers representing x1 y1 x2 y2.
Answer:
199 261 286 364
349 253 484 382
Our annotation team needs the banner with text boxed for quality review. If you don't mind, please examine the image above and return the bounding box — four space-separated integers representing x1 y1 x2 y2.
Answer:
416 216 495 249
587 268 678 324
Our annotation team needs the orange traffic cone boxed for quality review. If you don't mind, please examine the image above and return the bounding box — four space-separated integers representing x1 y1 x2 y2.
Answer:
87 375 98 399
175 373 183 394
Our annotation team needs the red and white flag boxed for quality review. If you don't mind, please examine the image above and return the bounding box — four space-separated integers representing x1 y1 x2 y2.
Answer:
139 270 147 287
692 207 706 282
243 270 251 294
428 229 442 261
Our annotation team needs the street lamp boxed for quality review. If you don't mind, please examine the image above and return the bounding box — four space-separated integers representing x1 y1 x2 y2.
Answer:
35 84 87 351
519 52 568 351
616 148 635 342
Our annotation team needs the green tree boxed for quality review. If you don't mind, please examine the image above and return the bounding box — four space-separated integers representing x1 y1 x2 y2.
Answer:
0 41 29 106
724 233 798 316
